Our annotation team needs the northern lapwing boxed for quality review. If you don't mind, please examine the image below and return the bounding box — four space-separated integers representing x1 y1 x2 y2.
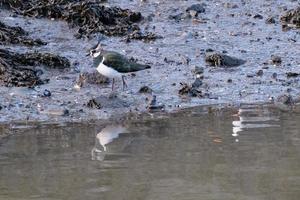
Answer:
89 42 151 91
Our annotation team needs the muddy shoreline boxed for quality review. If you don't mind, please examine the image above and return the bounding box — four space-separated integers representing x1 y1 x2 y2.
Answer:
0 0 300 124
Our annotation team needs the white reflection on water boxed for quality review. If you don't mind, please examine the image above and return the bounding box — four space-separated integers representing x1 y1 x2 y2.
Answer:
232 107 280 141
91 125 127 161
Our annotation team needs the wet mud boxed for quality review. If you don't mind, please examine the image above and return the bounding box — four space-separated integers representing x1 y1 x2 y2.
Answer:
0 0 299 123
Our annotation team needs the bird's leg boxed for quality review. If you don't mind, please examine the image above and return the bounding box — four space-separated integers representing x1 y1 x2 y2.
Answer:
122 75 128 91
112 78 115 91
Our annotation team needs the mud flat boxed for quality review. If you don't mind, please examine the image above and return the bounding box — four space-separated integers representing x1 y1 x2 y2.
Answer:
0 0 300 123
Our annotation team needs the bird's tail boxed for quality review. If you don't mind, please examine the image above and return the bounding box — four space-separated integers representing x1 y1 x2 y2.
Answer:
129 62 151 72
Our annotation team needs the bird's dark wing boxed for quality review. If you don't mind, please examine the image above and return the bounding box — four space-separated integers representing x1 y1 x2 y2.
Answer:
103 51 151 73
102 52 132 73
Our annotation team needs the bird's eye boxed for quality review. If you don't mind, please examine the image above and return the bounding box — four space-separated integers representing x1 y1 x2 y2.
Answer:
91 50 96 54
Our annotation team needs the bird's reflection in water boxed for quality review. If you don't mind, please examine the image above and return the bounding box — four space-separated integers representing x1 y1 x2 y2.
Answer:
232 107 280 142
91 124 132 161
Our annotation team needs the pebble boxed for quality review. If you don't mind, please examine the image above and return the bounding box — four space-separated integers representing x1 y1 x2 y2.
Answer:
43 89 51 97
270 55 282 65
139 86 153 94
192 66 204 75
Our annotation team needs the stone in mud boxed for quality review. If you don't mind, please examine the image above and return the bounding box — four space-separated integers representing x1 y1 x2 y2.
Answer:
253 14 263 19
139 86 153 94
276 94 295 106
191 78 203 88
1 0 158 41
270 55 282 65
0 49 70 87
265 17 276 24
0 21 46 46
192 66 204 75
280 7 300 29
42 89 51 97
256 69 264 76
286 72 300 78
186 4 206 15
205 52 246 67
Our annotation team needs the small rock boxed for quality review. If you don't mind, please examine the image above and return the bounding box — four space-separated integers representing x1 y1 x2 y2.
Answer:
270 55 282 65
192 78 203 88
277 94 294 106
192 66 204 75
253 14 263 19
139 86 153 93
186 4 206 15
256 69 264 76
43 89 51 97
266 17 276 24
272 73 278 79
205 52 246 67
286 72 300 78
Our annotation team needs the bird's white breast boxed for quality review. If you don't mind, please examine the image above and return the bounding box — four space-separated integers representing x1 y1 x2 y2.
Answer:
96 58 121 78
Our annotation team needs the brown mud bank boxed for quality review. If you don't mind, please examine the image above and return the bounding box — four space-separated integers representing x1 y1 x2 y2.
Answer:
0 0 300 123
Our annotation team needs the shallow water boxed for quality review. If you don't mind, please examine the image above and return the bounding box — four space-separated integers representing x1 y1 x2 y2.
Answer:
0 106 300 200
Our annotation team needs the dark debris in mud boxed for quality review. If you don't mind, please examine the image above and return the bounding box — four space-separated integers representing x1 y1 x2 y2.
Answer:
0 49 70 87
124 30 162 43
178 83 203 97
205 52 246 67
1 0 158 41
87 96 129 109
0 21 46 46
146 95 165 111
280 7 300 30
286 72 300 78
87 98 102 109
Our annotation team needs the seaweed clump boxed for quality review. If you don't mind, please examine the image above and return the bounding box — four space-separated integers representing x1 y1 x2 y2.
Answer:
0 21 46 46
0 49 70 87
0 0 158 41
280 7 300 30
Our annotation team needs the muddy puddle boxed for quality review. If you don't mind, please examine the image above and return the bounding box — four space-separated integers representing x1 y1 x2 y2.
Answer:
0 105 299 200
